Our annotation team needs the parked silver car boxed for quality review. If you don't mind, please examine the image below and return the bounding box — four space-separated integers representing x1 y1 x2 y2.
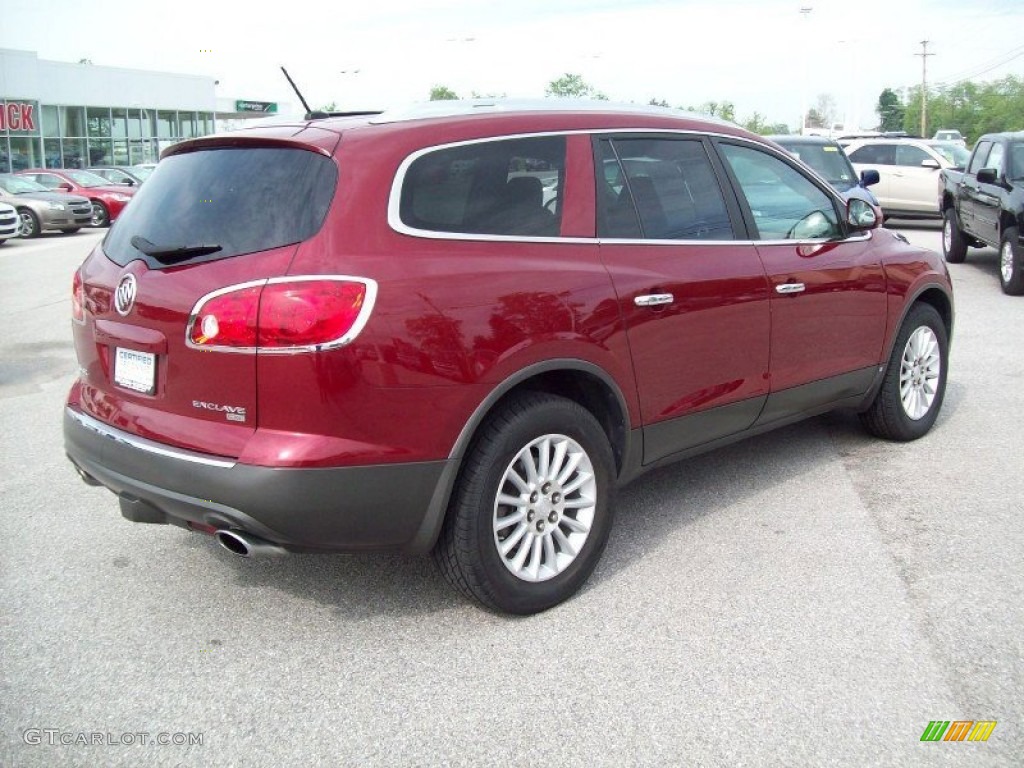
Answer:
0 174 93 237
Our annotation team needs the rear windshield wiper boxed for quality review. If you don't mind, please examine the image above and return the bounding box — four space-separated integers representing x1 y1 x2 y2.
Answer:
131 235 222 264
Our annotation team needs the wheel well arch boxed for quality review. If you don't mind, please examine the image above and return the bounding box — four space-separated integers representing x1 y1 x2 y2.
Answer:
999 210 1018 238
449 361 632 477
911 286 954 342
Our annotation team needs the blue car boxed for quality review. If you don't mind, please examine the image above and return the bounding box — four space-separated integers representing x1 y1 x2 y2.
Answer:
768 134 881 215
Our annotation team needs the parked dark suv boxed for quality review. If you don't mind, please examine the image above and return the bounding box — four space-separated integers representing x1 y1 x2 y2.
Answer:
64 102 954 614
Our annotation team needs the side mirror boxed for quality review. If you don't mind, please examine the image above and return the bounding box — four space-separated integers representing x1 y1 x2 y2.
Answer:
921 159 941 170
847 198 878 231
58 183 73 191
860 169 880 187
976 168 999 185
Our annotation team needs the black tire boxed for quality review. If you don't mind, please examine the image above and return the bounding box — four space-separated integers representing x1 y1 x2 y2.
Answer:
434 392 615 614
860 303 948 441
999 226 1024 296
60 227 81 234
90 201 109 228
941 209 967 264
18 208 40 238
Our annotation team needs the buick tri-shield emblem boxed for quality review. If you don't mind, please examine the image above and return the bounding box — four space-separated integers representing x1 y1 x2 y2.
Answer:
114 275 137 316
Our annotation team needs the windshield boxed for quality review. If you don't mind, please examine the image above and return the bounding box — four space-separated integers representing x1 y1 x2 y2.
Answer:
929 142 970 168
104 146 338 269
64 169 113 187
776 143 859 191
0 174 49 194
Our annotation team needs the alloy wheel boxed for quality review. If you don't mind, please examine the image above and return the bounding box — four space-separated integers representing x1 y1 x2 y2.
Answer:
899 326 941 420
492 434 596 582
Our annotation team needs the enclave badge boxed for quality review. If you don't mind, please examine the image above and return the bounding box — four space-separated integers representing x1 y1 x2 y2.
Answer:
114 274 137 316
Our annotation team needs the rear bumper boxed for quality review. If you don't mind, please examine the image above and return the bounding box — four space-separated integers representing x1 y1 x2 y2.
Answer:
64 407 455 554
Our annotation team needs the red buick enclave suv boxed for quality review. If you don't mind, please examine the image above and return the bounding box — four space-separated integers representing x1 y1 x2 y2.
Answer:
64 102 953 613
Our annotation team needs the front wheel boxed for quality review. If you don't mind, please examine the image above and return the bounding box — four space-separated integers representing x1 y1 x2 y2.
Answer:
434 392 615 614
941 209 967 263
18 208 40 238
90 201 109 228
999 226 1024 296
860 303 948 441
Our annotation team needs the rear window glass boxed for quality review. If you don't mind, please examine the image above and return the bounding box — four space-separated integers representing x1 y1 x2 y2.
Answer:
399 136 565 237
104 147 337 268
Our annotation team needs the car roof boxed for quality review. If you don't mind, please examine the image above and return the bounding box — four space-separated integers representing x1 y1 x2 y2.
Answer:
166 100 758 160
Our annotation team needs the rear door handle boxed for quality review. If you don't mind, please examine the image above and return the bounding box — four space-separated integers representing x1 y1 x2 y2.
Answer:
634 293 674 307
775 283 806 295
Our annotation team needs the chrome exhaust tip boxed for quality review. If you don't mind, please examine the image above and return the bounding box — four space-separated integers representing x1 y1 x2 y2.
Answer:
215 529 286 558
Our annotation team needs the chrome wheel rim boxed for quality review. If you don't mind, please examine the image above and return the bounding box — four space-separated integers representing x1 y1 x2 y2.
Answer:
493 434 596 583
942 218 952 253
1001 241 1014 284
899 326 941 420
19 210 35 236
91 202 105 226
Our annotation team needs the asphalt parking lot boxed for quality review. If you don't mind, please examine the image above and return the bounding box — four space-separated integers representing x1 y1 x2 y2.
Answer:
1 222 1021 767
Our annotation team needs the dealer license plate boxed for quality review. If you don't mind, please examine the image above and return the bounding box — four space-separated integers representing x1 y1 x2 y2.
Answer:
114 348 156 394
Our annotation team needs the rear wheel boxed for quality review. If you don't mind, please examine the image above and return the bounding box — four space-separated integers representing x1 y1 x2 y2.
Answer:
941 209 967 263
861 303 948 441
18 209 40 238
434 392 615 614
999 226 1024 296
90 201 109 228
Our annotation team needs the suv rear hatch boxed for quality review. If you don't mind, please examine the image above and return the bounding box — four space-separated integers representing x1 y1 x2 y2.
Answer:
70 130 340 459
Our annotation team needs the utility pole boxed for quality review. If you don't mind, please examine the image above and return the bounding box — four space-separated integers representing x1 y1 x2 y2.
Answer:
916 40 934 137
799 7 813 134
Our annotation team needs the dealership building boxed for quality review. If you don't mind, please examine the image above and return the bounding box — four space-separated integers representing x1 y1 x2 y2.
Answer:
0 48 287 173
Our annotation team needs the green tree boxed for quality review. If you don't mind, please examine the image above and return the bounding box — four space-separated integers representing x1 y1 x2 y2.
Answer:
697 101 736 121
545 73 607 100
429 85 459 101
876 88 904 132
901 76 1024 139
648 98 671 107
318 101 337 112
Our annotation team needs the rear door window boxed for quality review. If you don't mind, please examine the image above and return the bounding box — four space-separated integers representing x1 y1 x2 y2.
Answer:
398 136 565 237
103 147 338 269
597 137 735 240
848 144 896 165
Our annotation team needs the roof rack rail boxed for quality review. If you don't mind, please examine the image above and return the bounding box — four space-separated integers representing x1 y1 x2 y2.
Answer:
304 110 385 120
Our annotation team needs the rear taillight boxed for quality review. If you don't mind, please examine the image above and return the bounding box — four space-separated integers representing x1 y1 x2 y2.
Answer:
187 276 377 353
72 270 85 323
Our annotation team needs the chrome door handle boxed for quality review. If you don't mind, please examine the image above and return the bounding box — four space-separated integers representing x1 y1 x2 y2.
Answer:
634 293 674 307
775 283 805 295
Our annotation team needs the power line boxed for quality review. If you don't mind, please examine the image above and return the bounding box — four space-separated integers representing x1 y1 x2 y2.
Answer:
933 46 1024 86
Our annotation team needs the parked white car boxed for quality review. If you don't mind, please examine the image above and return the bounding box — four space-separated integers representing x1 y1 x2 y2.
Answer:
842 138 968 219
0 201 19 244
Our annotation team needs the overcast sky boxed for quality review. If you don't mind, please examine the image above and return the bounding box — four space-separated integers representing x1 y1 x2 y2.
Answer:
3 0 1022 130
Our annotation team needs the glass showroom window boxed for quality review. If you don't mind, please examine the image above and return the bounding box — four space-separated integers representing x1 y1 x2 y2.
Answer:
60 106 85 139
62 137 87 169
44 138 62 168
90 139 113 165
8 136 43 171
158 110 177 140
112 108 129 140
87 107 111 139
42 105 59 136
113 139 130 166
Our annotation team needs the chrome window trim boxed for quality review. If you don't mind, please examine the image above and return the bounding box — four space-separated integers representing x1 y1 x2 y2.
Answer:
68 408 237 468
387 128 852 245
184 275 379 355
